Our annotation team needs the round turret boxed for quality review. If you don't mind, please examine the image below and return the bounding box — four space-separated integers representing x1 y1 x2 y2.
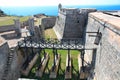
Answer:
58 3 62 10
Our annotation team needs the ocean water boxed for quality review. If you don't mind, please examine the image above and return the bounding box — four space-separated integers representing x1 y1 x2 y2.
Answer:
0 5 120 16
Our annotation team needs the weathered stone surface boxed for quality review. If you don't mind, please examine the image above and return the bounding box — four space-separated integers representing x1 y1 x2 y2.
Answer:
28 18 35 35
36 53 49 77
7 48 21 80
14 19 21 35
85 12 120 80
53 5 96 39
0 38 9 79
0 25 15 33
0 37 20 80
41 17 56 29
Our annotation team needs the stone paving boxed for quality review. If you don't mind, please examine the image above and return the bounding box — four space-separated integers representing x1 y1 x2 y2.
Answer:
0 28 30 47
90 12 120 30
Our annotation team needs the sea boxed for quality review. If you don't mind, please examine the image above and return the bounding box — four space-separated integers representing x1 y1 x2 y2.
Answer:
0 5 120 16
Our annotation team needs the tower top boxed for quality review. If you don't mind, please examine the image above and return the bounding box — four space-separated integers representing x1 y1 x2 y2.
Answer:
58 3 62 9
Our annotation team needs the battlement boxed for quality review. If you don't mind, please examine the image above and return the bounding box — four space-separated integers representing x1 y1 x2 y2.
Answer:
58 4 96 15
0 4 120 80
54 4 97 39
59 8 79 15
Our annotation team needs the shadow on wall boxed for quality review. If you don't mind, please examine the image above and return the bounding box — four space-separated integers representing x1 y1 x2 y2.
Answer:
86 49 97 80
1 32 21 40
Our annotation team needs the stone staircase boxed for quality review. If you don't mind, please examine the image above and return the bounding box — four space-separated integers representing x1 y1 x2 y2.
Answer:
1 49 14 80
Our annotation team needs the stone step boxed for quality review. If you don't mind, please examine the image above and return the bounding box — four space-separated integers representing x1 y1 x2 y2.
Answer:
8 57 13 60
7 62 11 64
2 74 7 77
1 51 14 80
7 62 12 64
7 59 11 61
4 71 8 73
8 56 13 58
8 55 12 57
4 69 8 72
2 77 6 79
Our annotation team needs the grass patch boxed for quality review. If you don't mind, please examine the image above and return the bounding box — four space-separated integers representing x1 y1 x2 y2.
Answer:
45 28 57 39
21 49 80 80
21 27 80 79
0 16 30 26
19 16 30 22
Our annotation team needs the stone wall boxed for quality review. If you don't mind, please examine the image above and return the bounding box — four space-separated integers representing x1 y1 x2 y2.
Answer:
53 13 66 39
64 13 85 38
53 7 96 39
85 12 120 80
41 17 56 29
0 25 15 33
33 26 44 41
6 48 20 80
0 38 9 79
54 8 84 39
0 37 20 80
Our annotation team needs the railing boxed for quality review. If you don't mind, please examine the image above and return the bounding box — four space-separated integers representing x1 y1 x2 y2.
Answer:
18 38 84 50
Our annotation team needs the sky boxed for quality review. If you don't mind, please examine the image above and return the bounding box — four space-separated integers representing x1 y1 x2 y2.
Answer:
0 0 120 6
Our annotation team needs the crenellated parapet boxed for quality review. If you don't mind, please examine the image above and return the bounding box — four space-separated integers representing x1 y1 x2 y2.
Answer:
54 4 96 39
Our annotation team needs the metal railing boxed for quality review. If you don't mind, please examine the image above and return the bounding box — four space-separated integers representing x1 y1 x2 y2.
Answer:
18 38 84 50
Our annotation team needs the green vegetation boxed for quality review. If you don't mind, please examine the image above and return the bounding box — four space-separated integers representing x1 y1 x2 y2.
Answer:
19 16 30 22
45 28 57 38
0 16 30 26
21 28 80 80
22 49 80 80
0 9 6 16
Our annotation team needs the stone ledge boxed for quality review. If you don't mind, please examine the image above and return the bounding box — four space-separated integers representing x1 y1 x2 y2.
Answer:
0 37 6 46
89 12 120 35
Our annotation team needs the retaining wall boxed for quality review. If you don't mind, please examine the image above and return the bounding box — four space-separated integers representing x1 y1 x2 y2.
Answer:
0 25 15 33
0 38 9 79
85 12 120 80
53 8 96 39
41 17 56 29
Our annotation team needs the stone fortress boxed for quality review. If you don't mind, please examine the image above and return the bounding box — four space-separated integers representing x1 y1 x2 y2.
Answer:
0 4 120 80
54 4 96 39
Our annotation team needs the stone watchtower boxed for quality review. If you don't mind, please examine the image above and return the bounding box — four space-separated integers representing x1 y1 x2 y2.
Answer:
14 19 21 36
28 18 35 36
53 4 96 39
58 3 62 11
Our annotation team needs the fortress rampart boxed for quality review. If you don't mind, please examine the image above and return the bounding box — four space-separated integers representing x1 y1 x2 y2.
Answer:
0 25 15 33
41 17 56 29
85 12 120 80
53 5 96 39
0 38 20 80
0 4 120 80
